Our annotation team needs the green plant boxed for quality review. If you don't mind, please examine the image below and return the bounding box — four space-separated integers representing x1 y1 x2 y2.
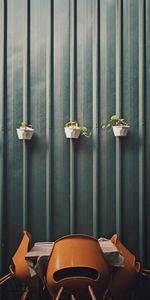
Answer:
64 120 91 138
19 121 32 129
65 120 78 128
101 115 129 129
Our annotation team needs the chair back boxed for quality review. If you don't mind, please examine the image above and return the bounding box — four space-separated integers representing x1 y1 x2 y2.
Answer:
109 234 140 300
0 231 39 292
46 234 111 299
10 230 39 290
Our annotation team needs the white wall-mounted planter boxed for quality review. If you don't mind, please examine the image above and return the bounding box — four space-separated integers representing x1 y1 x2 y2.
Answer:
64 127 81 139
16 127 34 140
112 126 129 137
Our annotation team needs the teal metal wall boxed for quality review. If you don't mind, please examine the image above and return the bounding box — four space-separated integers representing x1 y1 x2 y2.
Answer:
0 0 149 298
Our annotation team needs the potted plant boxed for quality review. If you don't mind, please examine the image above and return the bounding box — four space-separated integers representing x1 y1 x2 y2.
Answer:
101 115 130 137
64 120 91 139
16 121 34 140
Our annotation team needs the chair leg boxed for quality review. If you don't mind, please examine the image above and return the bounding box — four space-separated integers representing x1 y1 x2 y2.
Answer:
103 289 113 300
142 268 150 277
55 286 64 300
0 272 12 285
88 285 97 300
20 287 29 300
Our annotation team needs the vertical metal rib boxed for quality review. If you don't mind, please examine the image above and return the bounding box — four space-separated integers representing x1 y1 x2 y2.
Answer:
115 0 122 237
22 143 28 230
70 139 75 234
92 0 99 237
22 0 30 230
0 0 6 274
46 0 53 241
138 0 145 262
69 0 75 234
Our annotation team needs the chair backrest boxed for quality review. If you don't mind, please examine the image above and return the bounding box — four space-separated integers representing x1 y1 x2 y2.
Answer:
109 234 140 300
10 230 39 290
46 234 111 299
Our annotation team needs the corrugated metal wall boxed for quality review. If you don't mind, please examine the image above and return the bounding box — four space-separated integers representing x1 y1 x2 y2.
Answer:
0 0 150 298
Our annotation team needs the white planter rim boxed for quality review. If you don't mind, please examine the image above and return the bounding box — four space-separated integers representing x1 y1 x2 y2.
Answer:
65 126 80 129
17 127 34 132
112 125 130 128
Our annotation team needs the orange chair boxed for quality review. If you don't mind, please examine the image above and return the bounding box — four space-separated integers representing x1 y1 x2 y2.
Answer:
45 234 111 299
0 231 39 300
109 234 140 300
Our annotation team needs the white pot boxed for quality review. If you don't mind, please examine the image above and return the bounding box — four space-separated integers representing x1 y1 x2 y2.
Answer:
112 126 129 137
16 127 34 140
64 127 81 139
